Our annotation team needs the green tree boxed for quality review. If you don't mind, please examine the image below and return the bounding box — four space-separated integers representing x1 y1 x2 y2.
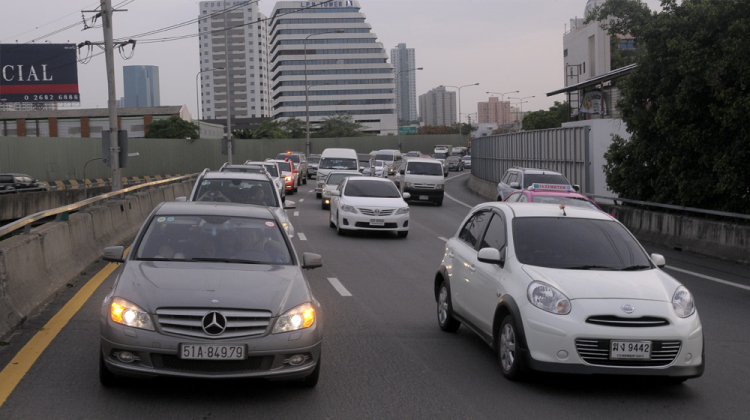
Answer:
313 114 366 138
249 121 287 139
588 0 750 213
145 116 200 139
521 101 569 130
279 117 306 139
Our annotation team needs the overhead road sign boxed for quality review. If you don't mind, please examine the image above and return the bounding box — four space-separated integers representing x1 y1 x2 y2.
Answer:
0 44 80 103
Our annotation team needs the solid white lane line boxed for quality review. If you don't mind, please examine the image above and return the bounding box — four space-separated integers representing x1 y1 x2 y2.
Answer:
294 211 299 217
298 233 307 241
665 266 750 291
327 278 352 296
438 237 449 242
299 199 304 202
444 192 473 209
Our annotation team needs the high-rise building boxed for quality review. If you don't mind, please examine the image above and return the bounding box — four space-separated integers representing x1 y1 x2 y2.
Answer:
123 65 160 108
268 0 397 135
477 96 511 126
419 86 456 126
198 1 270 120
390 43 418 124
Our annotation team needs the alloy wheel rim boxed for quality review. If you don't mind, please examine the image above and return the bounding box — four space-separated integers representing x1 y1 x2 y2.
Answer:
438 287 449 324
500 323 516 371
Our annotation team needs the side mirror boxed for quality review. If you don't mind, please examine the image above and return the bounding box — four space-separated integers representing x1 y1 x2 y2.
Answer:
175 196 187 202
510 182 520 189
399 169 405 174
103 246 125 263
301 252 323 269
573 184 580 192
477 247 506 268
402 192 411 200
284 200 296 209
651 253 666 268
331 190 341 197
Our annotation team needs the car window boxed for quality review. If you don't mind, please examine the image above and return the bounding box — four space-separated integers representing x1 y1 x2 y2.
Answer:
523 174 569 188
505 192 521 202
263 164 279 177
222 167 265 174
508 173 519 185
327 173 361 185
513 218 652 270
532 195 598 210
458 210 491 249
194 179 278 207
320 158 358 170
135 215 292 264
277 154 300 163
501 172 511 184
373 153 394 162
308 157 320 164
480 213 506 250
517 194 529 203
406 162 443 176
344 180 400 198
0 175 13 183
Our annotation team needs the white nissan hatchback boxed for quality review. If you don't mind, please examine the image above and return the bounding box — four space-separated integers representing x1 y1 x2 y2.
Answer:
434 202 704 382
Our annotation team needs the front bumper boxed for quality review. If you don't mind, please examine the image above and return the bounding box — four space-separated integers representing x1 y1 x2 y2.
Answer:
403 187 444 202
518 299 704 378
338 211 409 232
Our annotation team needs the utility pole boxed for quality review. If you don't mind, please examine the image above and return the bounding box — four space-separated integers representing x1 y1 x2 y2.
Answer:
102 0 121 190
223 1 233 164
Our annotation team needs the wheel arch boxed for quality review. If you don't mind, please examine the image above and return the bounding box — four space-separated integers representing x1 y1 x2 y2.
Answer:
491 295 528 352
434 267 450 302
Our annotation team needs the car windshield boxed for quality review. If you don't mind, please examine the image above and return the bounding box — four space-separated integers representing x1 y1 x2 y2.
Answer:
512 218 651 270
263 165 279 177
374 160 386 168
523 174 569 188
405 152 420 157
447 157 460 163
194 179 278 207
345 180 400 198
359 160 371 168
275 161 293 172
326 173 361 185
320 158 358 170
531 195 599 210
135 215 292 264
308 157 320 164
462 156 471 161
276 154 300 163
373 154 394 162
406 162 443 175
433 153 448 159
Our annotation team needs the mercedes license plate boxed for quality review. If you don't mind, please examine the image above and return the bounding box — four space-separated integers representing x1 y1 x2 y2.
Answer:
419 195 429 200
180 344 245 360
370 218 385 226
610 341 651 360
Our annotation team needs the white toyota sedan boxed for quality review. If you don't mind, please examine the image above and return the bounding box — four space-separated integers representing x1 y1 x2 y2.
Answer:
329 177 410 238
435 203 704 382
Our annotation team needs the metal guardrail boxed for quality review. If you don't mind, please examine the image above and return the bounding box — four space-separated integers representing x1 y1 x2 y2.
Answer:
588 194 750 221
0 174 198 238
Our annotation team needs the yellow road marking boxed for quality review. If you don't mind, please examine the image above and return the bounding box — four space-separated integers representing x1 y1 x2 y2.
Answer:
0 248 129 407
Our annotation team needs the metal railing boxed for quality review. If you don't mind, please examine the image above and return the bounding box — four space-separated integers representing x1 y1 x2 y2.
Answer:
0 174 198 238
588 194 750 221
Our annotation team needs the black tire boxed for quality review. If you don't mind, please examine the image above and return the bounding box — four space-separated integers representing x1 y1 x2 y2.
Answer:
397 230 408 238
496 196 502 202
437 281 460 332
302 176 307 185
316 193 322 199
322 201 328 210
336 213 346 236
330 219 335 228
498 315 524 380
293 181 298 193
300 356 321 388
99 351 118 387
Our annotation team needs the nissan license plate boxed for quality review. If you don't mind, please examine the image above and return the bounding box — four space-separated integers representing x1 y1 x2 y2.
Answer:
180 344 245 360
370 218 385 226
419 195 429 200
610 341 651 360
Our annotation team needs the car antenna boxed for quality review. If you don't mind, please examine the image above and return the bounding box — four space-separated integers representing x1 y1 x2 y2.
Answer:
560 202 567 216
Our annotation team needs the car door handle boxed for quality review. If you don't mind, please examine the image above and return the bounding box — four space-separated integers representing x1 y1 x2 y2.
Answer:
468 264 476 272
447 251 454 258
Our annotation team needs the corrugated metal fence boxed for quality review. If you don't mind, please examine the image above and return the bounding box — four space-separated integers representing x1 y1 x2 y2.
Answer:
471 126 591 192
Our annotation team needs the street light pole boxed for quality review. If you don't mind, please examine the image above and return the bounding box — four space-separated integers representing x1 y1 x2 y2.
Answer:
443 83 479 134
508 95 535 116
394 67 423 123
196 67 225 121
486 90 518 126
305 29 344 156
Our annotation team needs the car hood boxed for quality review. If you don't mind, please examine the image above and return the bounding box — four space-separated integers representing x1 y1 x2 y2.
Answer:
113 261 310 315
521 265 679 301
343 196 407 207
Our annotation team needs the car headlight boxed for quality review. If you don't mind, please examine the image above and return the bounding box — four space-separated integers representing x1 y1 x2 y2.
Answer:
340 204 358 214
435 184 444 190
527 281 571 315
672 285 695 318
317 182 324 189
285 176 292 182
110 297 154 331
395 206 409 215
273 302 315 333
405 182 415 189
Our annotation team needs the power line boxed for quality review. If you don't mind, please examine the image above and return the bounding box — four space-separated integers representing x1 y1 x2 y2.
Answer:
0 1 100 42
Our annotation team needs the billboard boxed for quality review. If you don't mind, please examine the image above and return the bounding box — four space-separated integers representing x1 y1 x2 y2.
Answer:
0 44 80 103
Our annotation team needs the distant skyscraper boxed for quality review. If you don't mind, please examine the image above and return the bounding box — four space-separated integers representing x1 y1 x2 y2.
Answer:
478 96 511 126
390 43 418 124
123 65 160 108
269 0 397 135
419 86 456 126
198 1 270 120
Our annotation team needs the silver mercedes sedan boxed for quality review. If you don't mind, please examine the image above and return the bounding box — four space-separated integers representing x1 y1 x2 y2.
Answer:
99 201 323 387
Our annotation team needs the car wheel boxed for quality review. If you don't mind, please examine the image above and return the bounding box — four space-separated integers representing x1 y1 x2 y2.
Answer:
293 182 298 193
322 201 328 210
302 176 307 185
496 196 502 202
300 355 321 388
498 315 524 380
397 230 408 238
336 213 346 236
99 351 118 387
437 281 460 332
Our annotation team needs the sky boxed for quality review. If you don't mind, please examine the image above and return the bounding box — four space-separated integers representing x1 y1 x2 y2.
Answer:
0 0 665 122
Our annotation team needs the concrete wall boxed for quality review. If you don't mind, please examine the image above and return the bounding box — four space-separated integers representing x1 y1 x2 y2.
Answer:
0 179 195 341
0 187 110 222
0 134 466 183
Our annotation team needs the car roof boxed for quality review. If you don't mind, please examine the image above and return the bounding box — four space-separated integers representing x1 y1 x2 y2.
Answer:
523 190 592 200
327 170 361 176
346 176 393 183
156 201 276 218
201 171 270 181
509 167 563 175
405 157 440 164
484 202 611 220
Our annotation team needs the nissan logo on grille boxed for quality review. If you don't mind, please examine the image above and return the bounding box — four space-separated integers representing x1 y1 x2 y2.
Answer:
202 312 227 335
621 304 635 314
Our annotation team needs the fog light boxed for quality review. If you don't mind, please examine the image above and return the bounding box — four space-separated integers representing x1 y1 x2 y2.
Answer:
685 353 693 363
557 350 569 360
116 351 138 363
286 354 308 366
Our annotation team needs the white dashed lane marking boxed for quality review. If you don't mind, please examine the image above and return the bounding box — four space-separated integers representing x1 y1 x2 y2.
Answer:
327 278 352 296
299 199 304 202
293 211 299 217
438 237 448 242
665 266 750 291
298 233 307 241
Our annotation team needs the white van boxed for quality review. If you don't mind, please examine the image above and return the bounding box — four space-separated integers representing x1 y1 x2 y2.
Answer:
315 148 359 196
372 149 403 176
395 157 445 206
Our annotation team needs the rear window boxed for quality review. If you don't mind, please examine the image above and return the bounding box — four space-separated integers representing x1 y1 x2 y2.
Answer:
523 174 569 188
345 180 401 198
326 173 361 185
263 164 279 177
276 154 300 163
308 157 320 164
194 179 278 207
373 153 394 162
406 162 443 176
320 158 358 170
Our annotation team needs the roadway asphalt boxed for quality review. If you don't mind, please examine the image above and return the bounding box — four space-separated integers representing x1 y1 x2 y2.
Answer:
0 171 748 419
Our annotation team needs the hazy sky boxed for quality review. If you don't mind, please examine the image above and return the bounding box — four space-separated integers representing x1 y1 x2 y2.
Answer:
0 0 664 121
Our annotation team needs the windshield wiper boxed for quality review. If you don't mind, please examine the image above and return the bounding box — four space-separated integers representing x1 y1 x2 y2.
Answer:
564 265 617 270
137 257 174 262
188 257 265 264
618 265 652 271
